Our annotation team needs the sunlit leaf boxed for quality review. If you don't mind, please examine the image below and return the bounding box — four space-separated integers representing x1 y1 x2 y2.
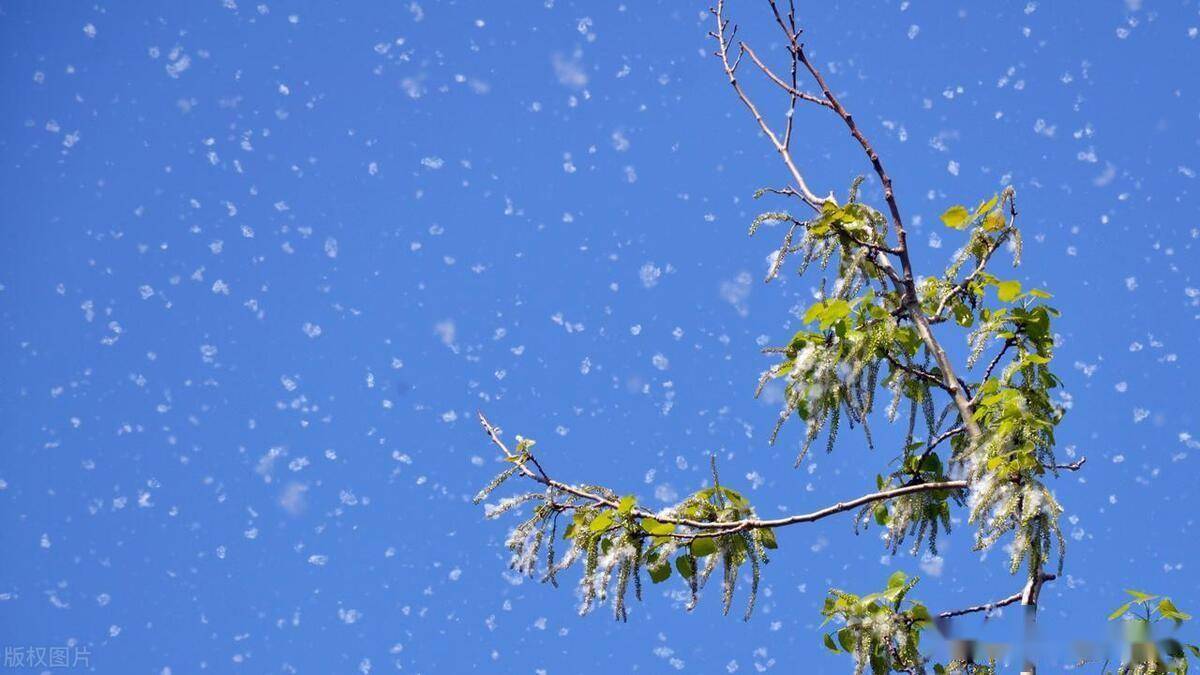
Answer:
997 280 1022 302
940 205 970 229
1108 601 1134 621
589 511 615 533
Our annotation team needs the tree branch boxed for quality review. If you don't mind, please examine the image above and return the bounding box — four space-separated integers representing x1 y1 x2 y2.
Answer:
792 39 907 256
757 0 982 444
478 411 965 538
1053 457 1087 472
938 574 1057 619
711 0 830 209
928 425 966 453
740 42 832 110
884 352 952 393
978 339 1016 388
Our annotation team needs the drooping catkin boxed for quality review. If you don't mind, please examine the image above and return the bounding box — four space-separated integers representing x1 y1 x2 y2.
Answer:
473 464 519 504
742 532 761 621
720 551 736 616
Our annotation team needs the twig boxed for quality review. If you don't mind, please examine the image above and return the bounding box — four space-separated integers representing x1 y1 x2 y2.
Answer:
933 232 1010 322
712 0 829 209
928 426 966 452
980 339 1015 385
740 42 832 110
884 353 952 393
765 0 908 257
938 574 1057 619
759 186 802 199
1053 457 1087 472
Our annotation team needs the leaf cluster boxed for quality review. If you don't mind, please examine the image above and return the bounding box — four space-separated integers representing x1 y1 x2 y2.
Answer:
857 453 964 557
820 571 933 675
474 452 779 621
1107 591 1198 675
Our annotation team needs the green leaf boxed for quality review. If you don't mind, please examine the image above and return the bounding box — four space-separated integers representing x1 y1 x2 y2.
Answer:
690 537 718 558
618 495 636 516
894 327 921 356
873 504 889 526
822 299 851 325
940 205 970 229
975 195 999 215
823 633 840 653
1108 601 1134 621
909 603 932 626
887 570 908 590
1126 589 1159 602
641 517 675 536
648 561 672 584
802 302 824 325
760 528 779 550
919 453 943 475
1161 639 1186 659
1159 598 1192 623
997 280 1022 302
720 487 749 508
589 511 615 533
1028 288 1053 299
803 299 852 330
836 627 856 652
675 555 695 579
952 303 974 327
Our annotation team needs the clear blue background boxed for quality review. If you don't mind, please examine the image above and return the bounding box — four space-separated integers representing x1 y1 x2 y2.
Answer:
1 1 1197 672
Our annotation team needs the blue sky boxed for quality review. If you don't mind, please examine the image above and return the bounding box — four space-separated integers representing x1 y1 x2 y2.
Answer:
1 1 1198 672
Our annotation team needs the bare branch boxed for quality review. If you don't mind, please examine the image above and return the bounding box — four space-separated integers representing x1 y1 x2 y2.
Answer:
979 339 1016 386
763 0 909 259
928 425 966 453
712 0 830 209
794 46 908 252
1052 457 1087 472
884 353 952 393
759 186 801 199
781 28 798 148
740 43 832 110
938 574 1057 620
